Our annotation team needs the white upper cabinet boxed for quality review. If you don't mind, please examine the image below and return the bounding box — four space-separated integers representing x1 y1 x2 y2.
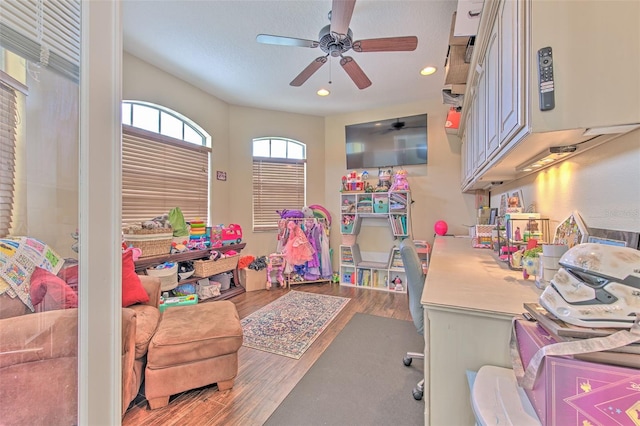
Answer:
458 0 640 191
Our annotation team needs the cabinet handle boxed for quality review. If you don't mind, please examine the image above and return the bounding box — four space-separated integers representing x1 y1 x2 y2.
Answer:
468 9 481 18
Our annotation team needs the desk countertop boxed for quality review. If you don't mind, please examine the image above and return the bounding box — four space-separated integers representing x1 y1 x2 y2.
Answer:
421 236 541 317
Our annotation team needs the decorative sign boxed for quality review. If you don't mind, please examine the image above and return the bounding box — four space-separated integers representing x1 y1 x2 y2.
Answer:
216 171 227 181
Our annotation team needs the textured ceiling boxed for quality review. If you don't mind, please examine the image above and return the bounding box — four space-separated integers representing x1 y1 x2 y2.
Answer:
122 0 458 117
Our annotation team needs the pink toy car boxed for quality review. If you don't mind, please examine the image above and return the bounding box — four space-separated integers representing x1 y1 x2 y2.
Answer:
220 224 243 246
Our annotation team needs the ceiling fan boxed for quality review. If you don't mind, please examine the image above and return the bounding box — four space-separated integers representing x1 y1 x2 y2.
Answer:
256 0 418 90
381 118 426 134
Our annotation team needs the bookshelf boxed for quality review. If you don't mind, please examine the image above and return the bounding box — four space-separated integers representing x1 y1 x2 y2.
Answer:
339 191 411 293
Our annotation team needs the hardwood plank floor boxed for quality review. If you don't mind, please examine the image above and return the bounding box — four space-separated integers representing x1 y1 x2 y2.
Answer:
122 283 413 425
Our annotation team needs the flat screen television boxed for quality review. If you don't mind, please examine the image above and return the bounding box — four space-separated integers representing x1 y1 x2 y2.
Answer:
345 113 427 170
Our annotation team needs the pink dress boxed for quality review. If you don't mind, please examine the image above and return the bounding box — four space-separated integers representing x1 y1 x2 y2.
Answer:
283 221 315 266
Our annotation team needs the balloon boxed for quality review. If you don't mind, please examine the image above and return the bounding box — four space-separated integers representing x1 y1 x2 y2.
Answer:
434 220 448 236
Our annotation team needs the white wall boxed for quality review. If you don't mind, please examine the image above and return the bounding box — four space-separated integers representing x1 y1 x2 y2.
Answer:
325 99 476 264
228 105 325 256
123 53 231 224
491 129 640 237
122 53 478 265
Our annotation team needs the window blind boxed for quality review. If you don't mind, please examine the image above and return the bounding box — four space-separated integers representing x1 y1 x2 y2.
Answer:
0 0 81 82
252 159 306 231
0 81 17 237
122 126 210 228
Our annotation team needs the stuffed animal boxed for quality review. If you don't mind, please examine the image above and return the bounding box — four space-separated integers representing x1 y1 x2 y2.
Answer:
377 168 393 191
276 209 305 219
390 169 410 191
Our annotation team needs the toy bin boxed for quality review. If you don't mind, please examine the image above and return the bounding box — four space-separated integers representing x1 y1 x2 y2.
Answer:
210 272 232 291
341 222 354 234
373 195 389 213
146 262 178 291
239 268 267 292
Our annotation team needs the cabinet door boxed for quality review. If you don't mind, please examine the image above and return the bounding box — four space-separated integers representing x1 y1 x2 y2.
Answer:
474 70 487 170
498 0 524 145
464 100 475 180
485 22 499 156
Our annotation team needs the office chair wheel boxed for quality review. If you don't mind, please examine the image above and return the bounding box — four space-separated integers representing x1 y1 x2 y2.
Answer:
412 387 423 400
403 356 413 366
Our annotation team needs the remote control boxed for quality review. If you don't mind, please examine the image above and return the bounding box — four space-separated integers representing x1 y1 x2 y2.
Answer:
537 46 555 111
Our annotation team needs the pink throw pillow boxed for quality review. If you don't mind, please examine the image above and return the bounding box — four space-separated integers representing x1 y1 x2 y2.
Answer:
122 250 149 307
30 267 78 312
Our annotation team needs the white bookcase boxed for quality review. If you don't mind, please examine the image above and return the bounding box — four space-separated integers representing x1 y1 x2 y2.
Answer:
339 191 411 293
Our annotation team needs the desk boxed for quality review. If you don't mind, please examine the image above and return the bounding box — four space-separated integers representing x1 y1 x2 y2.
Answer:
421 237 540 425
135 243 246 301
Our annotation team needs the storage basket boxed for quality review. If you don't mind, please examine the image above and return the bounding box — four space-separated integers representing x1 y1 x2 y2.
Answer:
193 254 239 278
146 263 178 291
210 272 232 291
123 228 173 258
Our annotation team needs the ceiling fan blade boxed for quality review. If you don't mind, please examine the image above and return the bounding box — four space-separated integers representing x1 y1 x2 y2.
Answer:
290 56 328 87
330 0 356 36
256 34 319 48
340 56 372 89
353 36 418 52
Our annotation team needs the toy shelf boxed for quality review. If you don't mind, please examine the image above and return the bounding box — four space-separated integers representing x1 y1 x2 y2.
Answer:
340 191 410 238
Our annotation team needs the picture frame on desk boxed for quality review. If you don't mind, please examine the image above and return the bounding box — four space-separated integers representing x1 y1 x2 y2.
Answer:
489 208 498 225
554 211 589 248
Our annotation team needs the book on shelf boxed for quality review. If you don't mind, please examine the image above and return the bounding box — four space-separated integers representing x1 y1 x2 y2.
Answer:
389 215 406 235
389 191 408 203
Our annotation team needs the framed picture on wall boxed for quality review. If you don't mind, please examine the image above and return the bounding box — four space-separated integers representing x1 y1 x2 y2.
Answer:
507 189 524 213
554 211 589 248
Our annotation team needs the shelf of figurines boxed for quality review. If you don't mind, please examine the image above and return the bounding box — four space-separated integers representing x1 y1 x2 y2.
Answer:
341 168 409 193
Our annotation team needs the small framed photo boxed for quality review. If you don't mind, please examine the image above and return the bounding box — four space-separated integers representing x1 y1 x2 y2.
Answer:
216 171 227 181
554 211 589 248
506 189 524 213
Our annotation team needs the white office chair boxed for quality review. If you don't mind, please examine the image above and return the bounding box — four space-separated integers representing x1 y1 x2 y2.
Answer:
399 238 426 400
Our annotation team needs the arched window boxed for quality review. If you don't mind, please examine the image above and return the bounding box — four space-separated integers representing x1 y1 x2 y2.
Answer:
122 101 211 226
252 138 306 231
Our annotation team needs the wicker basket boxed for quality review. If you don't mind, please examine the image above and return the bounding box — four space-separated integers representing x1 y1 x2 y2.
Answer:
123 228 173 258
146 263 178 291
193 255 239 278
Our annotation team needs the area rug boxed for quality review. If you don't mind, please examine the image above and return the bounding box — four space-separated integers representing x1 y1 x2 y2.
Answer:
265 313 425 425
240 290 350 359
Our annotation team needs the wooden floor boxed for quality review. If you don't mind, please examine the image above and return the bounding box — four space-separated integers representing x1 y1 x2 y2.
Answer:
122 283 413 426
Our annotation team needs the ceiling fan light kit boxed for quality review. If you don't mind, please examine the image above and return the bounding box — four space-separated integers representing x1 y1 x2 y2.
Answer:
256 0 419 90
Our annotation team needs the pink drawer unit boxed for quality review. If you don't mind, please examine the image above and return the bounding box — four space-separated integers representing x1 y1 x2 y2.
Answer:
514 319 640 426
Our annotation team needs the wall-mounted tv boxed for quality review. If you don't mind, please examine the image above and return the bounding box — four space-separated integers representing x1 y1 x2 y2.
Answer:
345 113 427 170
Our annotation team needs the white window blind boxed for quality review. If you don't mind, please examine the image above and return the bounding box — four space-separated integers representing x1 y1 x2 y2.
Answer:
252 159 305 231
0 0 81 82
122 126 210 227
0 81 17 237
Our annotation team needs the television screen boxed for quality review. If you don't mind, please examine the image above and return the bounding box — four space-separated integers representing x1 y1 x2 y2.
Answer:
345 114 427 170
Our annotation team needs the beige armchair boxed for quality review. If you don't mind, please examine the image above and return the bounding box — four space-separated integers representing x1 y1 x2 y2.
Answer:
0 275 161 425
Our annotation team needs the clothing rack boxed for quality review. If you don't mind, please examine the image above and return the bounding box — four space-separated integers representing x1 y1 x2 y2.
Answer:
274 216 332 287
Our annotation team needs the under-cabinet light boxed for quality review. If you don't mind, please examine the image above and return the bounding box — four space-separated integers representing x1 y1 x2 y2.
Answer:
516 146 577 173
583 123 640 136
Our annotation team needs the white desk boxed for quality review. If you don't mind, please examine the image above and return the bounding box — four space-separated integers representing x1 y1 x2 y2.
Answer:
421 236 541 425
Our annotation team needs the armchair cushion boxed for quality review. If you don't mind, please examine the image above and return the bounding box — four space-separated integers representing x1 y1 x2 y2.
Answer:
122 250 150 307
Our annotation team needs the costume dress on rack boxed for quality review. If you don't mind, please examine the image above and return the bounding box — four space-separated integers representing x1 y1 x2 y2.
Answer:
283 221 315 268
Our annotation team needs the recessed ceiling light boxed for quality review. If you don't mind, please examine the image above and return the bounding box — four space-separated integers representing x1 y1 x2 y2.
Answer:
317 88 330 96
420 66 437 76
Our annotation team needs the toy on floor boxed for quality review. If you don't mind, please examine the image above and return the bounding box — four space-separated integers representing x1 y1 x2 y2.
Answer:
267 253 286 289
